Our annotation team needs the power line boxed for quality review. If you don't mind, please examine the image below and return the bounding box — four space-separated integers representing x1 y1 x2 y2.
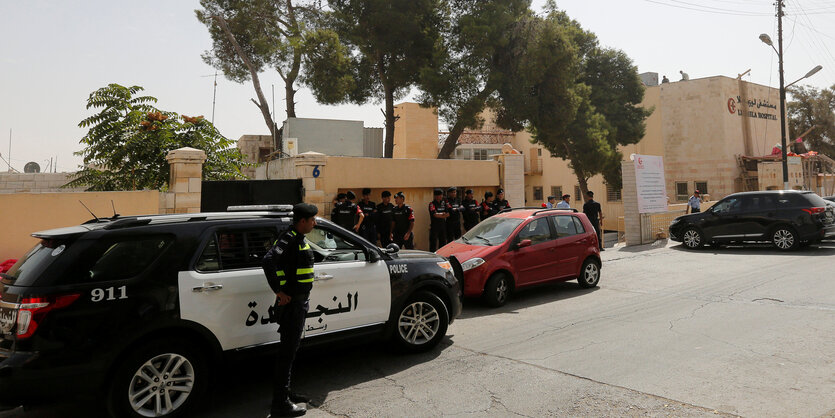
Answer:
643 0 772 16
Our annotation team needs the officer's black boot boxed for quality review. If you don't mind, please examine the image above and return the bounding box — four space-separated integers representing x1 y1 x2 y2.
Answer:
269 398 307 417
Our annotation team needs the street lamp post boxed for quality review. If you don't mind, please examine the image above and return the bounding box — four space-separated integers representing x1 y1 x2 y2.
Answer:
760 27 822 190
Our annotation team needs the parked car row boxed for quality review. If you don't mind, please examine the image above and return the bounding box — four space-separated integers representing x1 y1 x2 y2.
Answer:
0 205 600 417
669 190 835 250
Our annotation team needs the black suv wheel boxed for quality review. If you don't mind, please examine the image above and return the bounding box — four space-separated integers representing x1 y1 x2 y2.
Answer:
682 227 704 249
108 338 208 418
771 226 798 251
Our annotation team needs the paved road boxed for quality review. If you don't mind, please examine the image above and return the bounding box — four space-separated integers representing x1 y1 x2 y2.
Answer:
8 240 835 417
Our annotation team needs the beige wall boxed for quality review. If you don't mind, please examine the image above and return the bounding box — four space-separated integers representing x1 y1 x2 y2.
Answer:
0 191 160 260
0 172 84 193
393 103 440 159
257 154 502 251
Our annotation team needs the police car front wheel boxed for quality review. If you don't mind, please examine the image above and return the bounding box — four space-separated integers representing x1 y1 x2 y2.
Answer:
393 291 449 352
108 338 209 418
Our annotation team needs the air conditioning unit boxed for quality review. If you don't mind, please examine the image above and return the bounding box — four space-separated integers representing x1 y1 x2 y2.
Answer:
284 138 299 156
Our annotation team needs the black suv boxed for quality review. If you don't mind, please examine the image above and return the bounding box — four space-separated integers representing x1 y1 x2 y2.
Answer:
0 206 462 417
669 190 835 250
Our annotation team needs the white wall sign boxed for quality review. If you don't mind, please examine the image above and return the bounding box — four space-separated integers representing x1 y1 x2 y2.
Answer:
634 154 668 213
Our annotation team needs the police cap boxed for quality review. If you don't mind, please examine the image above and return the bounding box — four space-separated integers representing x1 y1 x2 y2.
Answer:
346 191 356 200
496 188 504 194
381 190 392 198
465 189 473 195
394 191 405 199
433 188 444 196
292 203 318 222
484 191 494 198
336 193 347 200
447 186 456 192
362 188 372 195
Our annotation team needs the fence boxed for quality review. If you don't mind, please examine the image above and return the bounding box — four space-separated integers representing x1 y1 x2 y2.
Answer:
617 202 716 245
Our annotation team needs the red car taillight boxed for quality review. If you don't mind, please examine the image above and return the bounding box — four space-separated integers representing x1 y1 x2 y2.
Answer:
16 294 81 339
802 207 826 215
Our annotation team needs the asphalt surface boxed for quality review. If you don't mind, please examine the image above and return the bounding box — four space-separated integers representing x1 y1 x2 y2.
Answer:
7 239 835 417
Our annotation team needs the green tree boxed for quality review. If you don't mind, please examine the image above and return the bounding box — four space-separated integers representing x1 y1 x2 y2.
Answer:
419 0 532 159
66 84 247 191
307 0 447 158
501 6 650 196
196 0 322 145
788 85 835 158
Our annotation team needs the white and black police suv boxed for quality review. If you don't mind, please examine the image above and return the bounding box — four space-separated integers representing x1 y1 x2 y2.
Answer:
0 205 463 417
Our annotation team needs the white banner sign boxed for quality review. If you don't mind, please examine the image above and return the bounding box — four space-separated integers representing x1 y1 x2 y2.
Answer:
634 154 668 213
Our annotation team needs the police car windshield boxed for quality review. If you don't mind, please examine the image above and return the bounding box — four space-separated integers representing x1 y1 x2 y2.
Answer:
461 217 523 246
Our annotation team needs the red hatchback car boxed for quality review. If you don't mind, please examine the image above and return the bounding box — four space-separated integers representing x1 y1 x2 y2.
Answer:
437 208 601 307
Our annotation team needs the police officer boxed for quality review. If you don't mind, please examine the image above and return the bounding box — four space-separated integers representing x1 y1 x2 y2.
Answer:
481 191 496 220
358 188 377 244
262 203 318 418
461 189 480 231
428 188 450 252
392 192 415 249
492 188 511 213
445 187 462 241
330 193 347 226
376 191 395 247
334 191 364 232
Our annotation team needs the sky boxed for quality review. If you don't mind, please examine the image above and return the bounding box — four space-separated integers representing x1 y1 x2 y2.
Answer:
1 0 834 172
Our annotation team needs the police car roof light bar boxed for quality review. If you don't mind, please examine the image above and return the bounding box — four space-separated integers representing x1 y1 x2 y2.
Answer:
226 204 294 213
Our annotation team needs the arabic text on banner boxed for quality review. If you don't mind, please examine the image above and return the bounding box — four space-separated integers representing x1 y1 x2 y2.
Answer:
634 154 668 214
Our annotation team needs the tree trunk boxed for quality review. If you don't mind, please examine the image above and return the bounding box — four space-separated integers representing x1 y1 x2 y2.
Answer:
212 15 277 140
577 175 590 202
437 121 466 159
384 87 395 158
437 88 492 159
284 0 301 120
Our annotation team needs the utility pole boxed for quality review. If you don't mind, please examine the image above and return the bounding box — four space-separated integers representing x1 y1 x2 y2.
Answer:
777 0 789 190
7 129 11 172
211 70 218 125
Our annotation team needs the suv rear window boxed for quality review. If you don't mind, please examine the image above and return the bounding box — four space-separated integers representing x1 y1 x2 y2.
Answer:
3 240 69 286
800 192 828 207
86 237 173 282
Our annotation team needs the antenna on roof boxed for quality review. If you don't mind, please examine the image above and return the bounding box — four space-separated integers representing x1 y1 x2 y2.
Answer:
111 200 120 219
79 200 99 222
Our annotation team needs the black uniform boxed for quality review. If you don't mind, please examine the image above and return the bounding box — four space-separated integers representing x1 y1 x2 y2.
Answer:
583 199 604 250
481 200 498 219
492 198 511 214
333 201 363 231
358 199 377 244
392 204 415 249
446 196 462 241
428 199 450 252
462 197 481 231
261 227 315 414
376 202 395 247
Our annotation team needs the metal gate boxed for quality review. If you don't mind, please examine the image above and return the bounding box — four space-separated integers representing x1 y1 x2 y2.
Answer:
201 180 304 212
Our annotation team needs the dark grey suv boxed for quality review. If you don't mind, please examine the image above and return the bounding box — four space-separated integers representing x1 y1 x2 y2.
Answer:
669 190 835 250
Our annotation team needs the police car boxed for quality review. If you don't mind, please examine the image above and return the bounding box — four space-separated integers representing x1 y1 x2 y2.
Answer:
0 205 462 417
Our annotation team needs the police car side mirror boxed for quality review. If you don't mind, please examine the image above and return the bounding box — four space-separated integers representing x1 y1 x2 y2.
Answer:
384 243 400 254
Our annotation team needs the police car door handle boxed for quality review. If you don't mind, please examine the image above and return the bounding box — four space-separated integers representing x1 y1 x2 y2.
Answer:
315 273 334 281
192 284 223 292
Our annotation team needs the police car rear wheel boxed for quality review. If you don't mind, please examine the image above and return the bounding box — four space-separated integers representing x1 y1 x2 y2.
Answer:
108 339 208 418
394 291 448 352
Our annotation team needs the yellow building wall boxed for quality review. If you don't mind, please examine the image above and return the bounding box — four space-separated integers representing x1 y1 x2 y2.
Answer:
316 157 500 250
0 191 160 260
393 102 440 159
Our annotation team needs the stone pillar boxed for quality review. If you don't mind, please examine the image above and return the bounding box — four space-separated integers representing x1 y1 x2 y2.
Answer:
494 152 525 208
621 160 643 246
165 147 207 214
291 152 329 215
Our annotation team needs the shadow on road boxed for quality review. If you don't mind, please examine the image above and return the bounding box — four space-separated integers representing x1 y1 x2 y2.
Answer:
4 337 452 418
669 242 835 256
458 280 599 320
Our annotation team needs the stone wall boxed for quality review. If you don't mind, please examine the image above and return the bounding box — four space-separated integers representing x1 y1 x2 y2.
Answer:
0 172 84 193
